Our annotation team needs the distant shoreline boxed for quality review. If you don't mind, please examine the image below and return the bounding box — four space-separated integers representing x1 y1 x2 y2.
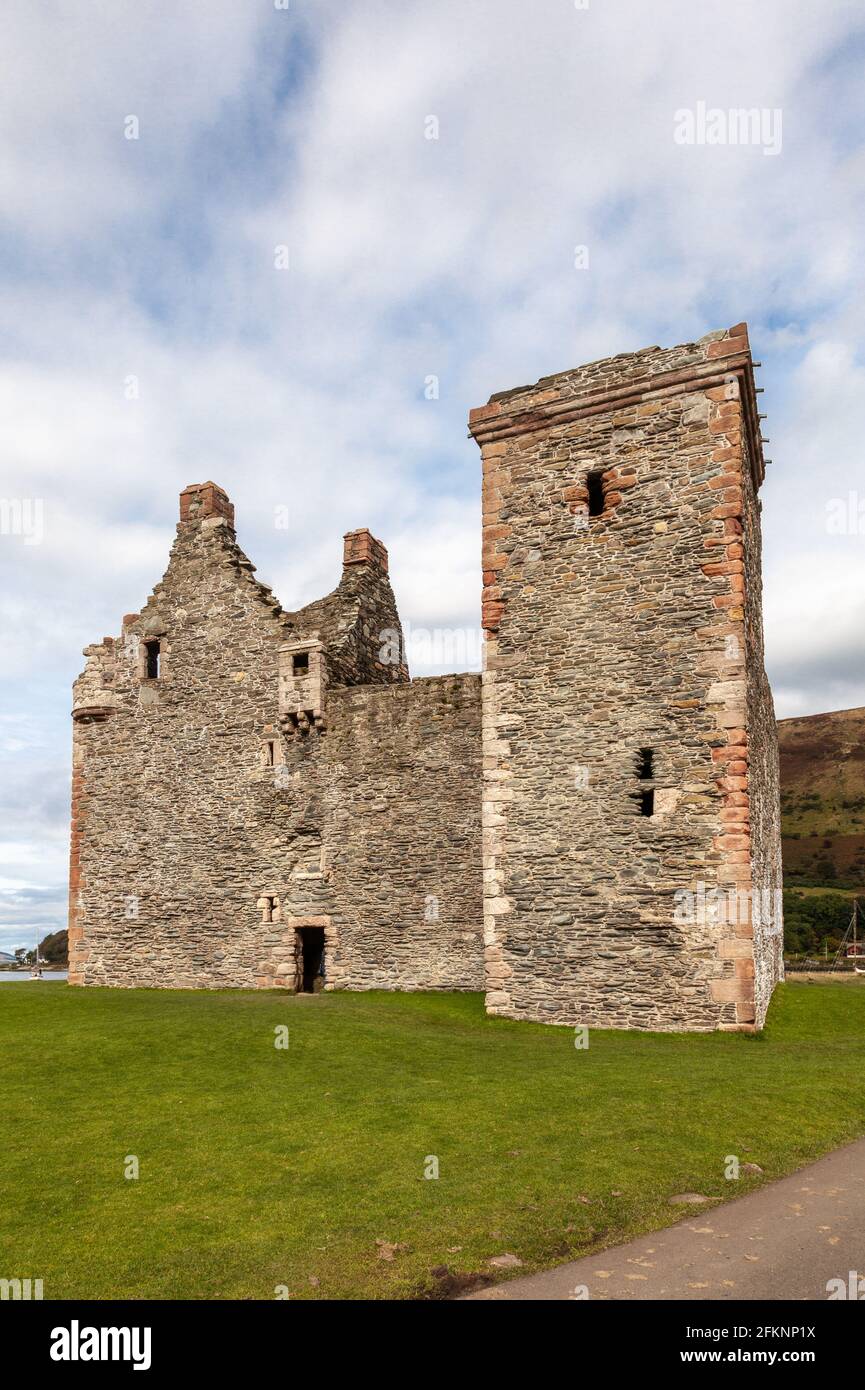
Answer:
0 965 68 973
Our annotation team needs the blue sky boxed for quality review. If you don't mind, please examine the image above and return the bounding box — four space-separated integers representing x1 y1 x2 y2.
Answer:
1 0 864 955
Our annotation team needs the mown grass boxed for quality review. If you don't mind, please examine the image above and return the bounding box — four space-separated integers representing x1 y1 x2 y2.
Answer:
1 981 864 1300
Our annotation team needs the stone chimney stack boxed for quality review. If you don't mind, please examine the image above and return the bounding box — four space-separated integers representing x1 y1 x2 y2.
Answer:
179 482 235 528
342 527 389 574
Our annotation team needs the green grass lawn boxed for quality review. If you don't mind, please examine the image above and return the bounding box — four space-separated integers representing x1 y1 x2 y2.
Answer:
2 981 865 1300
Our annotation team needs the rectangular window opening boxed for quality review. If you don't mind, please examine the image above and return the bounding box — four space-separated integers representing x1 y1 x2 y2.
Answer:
637 747 654 780
144 639 160 680
292 652 309 675
639 789 655 817
586 470 605 517
264 740 276 766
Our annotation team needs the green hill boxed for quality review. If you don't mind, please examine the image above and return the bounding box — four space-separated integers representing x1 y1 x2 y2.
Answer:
778 706 865 891
778 706 865 959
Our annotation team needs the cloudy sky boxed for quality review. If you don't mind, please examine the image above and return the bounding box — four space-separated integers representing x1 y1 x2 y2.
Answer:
1 0 863 955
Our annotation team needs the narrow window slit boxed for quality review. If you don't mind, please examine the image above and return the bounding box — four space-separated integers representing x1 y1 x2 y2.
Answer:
639 789 655 817
637 747 654 780
144 639 160 680
586 470 605 517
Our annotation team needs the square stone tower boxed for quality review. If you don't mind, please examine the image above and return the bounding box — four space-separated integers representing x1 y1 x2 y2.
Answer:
469 324 783 1032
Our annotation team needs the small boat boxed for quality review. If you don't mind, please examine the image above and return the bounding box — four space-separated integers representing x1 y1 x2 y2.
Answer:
29 931 44 978
833 899 865 973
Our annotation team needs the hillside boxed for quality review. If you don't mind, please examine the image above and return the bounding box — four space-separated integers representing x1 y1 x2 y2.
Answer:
778 706 865 891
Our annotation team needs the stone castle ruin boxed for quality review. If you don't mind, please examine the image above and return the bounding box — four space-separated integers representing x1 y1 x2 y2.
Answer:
69 323 783 1030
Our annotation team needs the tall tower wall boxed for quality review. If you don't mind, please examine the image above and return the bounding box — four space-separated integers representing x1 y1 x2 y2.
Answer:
469 324 783 1031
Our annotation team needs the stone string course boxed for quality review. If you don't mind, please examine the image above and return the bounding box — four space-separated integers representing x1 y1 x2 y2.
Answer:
70 325 782 1031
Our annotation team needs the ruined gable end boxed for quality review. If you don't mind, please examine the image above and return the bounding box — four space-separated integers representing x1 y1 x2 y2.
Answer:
67 483 483 994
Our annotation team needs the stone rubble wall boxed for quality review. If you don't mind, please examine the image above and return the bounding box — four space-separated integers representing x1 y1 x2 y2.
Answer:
321 675 484 992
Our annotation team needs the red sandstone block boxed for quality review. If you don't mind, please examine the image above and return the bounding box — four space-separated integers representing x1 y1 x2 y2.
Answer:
715 489 744 510
715 833 750 851
718 775 748 792
719 937 753 959
482 601 504 627
484 468 510 489
736 999 757 1023
711 503 743 520
481 550 509 572
711 977 752 1004
724 517 743 536
483 523 512 542
701 560 744 576
735 957 756 980
726 543 743 560
469 402 502 425
707 335 749 359
605 491 622 506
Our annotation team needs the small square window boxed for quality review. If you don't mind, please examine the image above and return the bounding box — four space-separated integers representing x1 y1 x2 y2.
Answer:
292 652 309 675
261 894 279 924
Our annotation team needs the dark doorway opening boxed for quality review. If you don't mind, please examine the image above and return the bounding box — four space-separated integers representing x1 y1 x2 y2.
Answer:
297 927 325 994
